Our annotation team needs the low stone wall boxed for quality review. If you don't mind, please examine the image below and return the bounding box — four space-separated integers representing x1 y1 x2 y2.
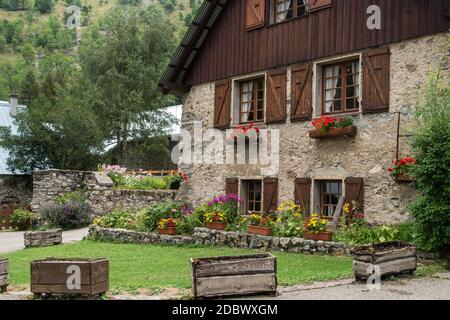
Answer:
24 229 62 248
88 225 351 256
31 169 177 215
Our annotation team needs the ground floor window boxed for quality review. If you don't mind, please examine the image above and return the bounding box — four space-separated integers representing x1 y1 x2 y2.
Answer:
241 180 262 213
318 180 342 217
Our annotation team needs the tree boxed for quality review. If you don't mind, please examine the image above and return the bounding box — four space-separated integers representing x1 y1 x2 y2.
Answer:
34 0 53 13
409 37 450 252
20 69 39 104
79 6 176 164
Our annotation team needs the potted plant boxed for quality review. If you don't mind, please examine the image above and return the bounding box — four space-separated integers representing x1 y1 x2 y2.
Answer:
309 116 357 139
387 157 415 182
304 214 333 241
204 212 227 230
158 218 177 235
169 172 189 190
247 214 273 236
227 122 260 144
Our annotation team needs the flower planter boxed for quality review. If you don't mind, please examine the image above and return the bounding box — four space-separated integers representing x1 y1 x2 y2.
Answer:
352 241 417 281
394 174 415 183
205 222 226 230
0 258 9 293
304 231 333 241
31 258 109 299
247 225 272 236
158 227 177 235
309 126 357 139
24 229 62 248
191 253 277 298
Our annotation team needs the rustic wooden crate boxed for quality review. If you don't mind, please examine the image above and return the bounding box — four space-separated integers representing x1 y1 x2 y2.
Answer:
24 229 62 248
31 258 109 298
0 258 9 292
191 253 277 298
352 241 417 280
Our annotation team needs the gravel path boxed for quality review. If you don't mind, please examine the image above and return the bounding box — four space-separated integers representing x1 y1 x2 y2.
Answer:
0 227 89 253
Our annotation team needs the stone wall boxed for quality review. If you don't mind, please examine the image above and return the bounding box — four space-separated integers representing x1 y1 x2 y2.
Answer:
32 169 177 214
87 225 351 255
177 32 449 225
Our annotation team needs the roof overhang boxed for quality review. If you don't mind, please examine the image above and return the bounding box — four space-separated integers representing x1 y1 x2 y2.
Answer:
158 0 229 96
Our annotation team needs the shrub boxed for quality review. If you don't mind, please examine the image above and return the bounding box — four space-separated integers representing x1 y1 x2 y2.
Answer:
334 223 415 245
41 201 92 230
54 190 87 205
142 200 183 231
11 209 34 231
94 208 140 230
409 39 450 252
205 193 243 224
272 200 304 237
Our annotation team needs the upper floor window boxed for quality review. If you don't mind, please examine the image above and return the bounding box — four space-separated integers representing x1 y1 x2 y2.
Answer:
273 0 307 24
322 60 360 114
240 78 265 124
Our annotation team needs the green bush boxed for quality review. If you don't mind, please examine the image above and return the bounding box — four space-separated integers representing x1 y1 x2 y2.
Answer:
11 209 34 231
334 223 415 245
94 208 141 230
142 200 183 231
409 40 450 252
54 190 87 205
41 201 92 230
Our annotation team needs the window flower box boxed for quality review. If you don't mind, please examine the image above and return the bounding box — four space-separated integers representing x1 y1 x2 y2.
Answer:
205 222 226 230
394 174 415 183
304 231 333 241
309 116 357 139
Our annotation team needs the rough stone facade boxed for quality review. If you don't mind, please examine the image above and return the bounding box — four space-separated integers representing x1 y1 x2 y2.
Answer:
0 175 32 206
88 225 351 256
32 169 177 214
177 32 449 225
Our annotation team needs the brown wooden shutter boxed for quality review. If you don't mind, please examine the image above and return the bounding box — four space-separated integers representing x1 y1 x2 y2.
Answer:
245 0 266 30
263 178 278 212
362 47 390 114
266 69 286 124
214 80 231 129
225 178 239 195
291 63 313 122
345 178 364 213
308 0 333 12
294 178 311 214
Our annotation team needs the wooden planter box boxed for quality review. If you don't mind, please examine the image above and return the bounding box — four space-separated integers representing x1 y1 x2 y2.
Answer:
31 258 109 298
309 126 357 139
352 241 417 280
0 258 9 293
191 253 277 298
24 229 62 248
247 225 272 236
304 231 333 241
394 173 415 183
159 227 177 235
205 222 226 230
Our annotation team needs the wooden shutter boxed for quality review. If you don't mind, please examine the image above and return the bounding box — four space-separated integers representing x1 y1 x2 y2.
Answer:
362 47 390 114
263 178 278 212
245 0 265 30
214 80 231 129
225 178 239 195
294 178 311 214
291 63 313 121
308 0 333 12
266 69 286 124
345 178 364 213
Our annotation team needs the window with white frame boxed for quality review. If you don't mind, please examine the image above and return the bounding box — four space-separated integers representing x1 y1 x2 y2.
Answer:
271 0 308 24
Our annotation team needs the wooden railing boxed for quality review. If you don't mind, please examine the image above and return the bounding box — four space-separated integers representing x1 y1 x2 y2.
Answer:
0 204 15 231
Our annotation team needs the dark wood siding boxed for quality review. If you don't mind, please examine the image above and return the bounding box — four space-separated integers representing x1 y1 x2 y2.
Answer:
184 0 449 86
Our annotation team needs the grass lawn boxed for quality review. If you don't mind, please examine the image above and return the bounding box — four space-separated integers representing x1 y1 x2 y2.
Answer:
1 240 353 293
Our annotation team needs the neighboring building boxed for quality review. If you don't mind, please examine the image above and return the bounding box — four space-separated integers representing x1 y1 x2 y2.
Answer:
159 0 450 224
0 94 32 205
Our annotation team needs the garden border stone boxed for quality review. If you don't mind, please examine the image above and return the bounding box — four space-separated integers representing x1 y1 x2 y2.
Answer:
87 225 351 256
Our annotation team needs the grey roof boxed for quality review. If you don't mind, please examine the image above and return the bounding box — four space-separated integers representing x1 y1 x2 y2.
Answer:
158 0 228 95
0 100 26 175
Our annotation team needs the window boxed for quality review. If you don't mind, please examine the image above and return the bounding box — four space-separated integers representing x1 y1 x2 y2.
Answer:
246 180 262 213
239 78 265 124
273 0 307 23
322 60 360 114
319 180 342 217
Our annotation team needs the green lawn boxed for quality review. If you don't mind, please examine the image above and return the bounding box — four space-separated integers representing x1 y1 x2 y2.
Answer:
1 240 353 293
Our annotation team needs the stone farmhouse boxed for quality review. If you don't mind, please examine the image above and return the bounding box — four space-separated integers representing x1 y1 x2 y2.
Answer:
159 0 450 225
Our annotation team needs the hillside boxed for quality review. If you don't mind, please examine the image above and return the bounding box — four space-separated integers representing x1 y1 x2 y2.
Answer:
0 0 199 100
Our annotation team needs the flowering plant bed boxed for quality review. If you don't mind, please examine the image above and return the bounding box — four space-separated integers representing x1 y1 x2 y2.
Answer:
247 214 272 236
304 215 332 241
388 157 415 182
158 218 177 235
204 212 227 230
309 116 356 139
